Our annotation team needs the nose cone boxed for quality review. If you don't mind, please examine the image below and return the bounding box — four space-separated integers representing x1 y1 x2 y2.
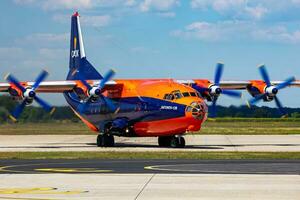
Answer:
272 88 278 95
186 101 208 121
215 88 222 95
28 91 36 98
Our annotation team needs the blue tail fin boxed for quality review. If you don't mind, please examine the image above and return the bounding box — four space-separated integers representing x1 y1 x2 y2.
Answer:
67 12 103 80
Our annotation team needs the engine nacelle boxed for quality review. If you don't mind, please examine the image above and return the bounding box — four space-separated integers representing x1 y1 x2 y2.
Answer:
8 87 21 97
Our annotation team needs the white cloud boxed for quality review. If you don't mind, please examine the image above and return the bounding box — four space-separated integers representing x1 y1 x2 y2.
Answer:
24 33 68 43
172 20 300 44
140 0 179 12
14 0 139 10
0 47 24 60
81 15 111 27
39 48 68 59
190 0 269 20
252 26 300 44
191 0 300 21
157 12 176 18
53 14 111 27
14 33 69 49
42 0 92 10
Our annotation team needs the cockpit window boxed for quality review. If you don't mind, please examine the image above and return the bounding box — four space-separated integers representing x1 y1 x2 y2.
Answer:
173 91 182 99
182 92 190 97
164 94 174 100
190 92 196 97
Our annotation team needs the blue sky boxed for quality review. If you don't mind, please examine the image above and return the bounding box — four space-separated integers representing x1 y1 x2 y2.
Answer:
0 0 300 107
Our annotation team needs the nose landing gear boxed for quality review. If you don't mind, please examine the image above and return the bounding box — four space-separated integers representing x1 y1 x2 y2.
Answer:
158 135 185 148
97 134 115 147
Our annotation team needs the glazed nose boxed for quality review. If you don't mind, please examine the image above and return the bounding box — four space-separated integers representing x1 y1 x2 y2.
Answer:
186 101 208 120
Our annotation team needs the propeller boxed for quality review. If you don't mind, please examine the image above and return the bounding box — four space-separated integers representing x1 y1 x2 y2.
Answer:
5 70 55 121
77 69 117 113
247 65 295 115
196 63 242 117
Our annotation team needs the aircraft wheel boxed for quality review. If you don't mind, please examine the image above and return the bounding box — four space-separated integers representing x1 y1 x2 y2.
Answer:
158 136 172 147
170 136 185 148
97 134 115 147
96 134 103 147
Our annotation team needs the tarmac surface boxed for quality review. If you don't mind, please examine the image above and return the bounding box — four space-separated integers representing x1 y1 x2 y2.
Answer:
0 134 300 152
0 135 299 199
0 159 299 200
0 159 299 174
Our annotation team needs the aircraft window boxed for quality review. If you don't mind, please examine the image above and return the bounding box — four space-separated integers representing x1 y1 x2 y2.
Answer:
164 94 174 100
172 90 183 99
186 106 192 112
174 93 182 99
190 92 196 97
182 92 190 97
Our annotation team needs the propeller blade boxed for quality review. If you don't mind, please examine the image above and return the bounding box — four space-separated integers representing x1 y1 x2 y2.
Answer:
5 74 26 93
34 96 55 114
99 69 115 89
32 70 49 90
248 94 265 105
78 73 92 90
210 99 217 118
222 90 242 98
258 65 271 87
274 96 286 115
100 96 116 112
214 63 224 86
9 100 27 121
276 77 296 90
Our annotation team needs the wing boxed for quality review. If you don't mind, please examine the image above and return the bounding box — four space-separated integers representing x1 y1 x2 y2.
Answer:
0 80 118 93
176 80 300 89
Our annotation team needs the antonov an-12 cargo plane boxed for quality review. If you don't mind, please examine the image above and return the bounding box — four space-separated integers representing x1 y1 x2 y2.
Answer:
0 12 299 148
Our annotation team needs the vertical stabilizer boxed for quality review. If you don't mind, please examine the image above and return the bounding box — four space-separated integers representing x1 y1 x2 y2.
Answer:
67 12 103 80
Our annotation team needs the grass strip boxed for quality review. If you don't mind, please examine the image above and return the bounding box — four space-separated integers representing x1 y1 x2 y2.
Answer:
0 151 299 160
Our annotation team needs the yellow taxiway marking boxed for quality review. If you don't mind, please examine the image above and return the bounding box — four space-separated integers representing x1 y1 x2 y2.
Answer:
35 168 113 173
0 161 114 173
0 187 88 195
0 196 56 200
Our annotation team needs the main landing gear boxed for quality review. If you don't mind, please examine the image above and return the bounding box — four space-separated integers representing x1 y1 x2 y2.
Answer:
97 134 115 147
158 135 185 148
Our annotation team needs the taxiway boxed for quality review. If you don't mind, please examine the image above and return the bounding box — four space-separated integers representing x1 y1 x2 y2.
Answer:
0 134 299 152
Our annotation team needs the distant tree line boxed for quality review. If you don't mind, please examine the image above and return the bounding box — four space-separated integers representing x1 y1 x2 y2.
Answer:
0 95 299 122
209 105 300 118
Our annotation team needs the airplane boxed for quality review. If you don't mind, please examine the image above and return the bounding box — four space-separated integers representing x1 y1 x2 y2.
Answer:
0 12 299 148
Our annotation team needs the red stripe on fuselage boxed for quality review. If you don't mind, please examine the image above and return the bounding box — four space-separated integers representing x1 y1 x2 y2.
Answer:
133 115 202 137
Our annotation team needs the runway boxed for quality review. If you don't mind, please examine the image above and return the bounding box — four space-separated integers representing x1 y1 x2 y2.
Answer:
0 159 299 174
0 134 300 152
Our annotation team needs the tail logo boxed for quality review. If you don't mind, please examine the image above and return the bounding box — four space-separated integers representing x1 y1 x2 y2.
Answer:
71 50 79 58
71 37 79 58
74 37 77 49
